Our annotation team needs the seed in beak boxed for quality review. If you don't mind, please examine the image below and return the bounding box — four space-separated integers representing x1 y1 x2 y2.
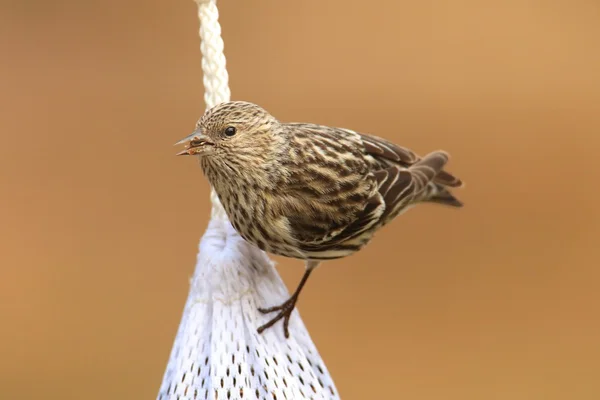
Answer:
190 139 206 147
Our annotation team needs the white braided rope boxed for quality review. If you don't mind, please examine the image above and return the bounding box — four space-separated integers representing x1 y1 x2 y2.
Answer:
197 0 229 219
157 1 340 399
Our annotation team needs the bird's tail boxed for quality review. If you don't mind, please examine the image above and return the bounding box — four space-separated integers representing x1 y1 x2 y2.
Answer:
424 185 463 207
410 151 464 208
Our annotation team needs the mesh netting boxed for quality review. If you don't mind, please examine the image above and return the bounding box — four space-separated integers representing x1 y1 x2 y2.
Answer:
158 221 338 399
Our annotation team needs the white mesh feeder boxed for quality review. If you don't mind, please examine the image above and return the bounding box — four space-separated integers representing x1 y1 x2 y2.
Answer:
157 1 340 399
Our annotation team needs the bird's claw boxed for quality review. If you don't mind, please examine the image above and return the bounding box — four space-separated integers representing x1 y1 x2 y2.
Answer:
256 295 298 338
257 296 296 314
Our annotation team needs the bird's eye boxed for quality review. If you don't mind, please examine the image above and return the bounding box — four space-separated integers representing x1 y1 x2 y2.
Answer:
224 126 237 137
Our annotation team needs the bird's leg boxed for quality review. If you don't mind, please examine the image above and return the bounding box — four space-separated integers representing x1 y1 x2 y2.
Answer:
257 260 320 338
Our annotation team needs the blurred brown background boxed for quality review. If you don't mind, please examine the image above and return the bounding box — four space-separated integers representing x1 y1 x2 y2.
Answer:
1 0 599 399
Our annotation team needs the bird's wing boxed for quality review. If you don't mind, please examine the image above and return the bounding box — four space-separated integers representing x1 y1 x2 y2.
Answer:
284 177 385 259
290 151 453 258
280 124 458 259
359 133 462 188
278 124 386 258
360 133 419 164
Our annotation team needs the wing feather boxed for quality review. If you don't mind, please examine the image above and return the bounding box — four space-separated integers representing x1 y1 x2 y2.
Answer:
360 133 462 187
373 151 453 222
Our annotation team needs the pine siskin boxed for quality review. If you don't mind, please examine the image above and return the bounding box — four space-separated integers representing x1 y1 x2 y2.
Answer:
176 101 463 338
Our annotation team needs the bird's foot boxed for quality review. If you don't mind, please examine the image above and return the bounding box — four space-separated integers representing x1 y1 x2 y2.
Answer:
257 295 298 338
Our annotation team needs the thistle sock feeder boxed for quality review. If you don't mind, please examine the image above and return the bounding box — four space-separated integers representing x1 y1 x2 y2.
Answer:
157 2 340 399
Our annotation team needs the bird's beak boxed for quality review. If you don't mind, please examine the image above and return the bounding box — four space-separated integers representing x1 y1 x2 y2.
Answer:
174 129 213 156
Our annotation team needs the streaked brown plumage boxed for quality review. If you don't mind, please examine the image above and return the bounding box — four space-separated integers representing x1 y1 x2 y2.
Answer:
176 101 463 338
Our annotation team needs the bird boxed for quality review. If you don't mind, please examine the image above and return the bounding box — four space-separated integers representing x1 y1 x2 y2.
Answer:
175 101 463 338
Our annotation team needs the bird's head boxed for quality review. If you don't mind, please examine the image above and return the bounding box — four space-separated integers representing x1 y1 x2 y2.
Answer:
175 101 279 160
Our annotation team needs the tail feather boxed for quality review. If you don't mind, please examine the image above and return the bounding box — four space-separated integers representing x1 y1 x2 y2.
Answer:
434 170 463 188
409 151 450 189
425 185 464 207
410 151 463 208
